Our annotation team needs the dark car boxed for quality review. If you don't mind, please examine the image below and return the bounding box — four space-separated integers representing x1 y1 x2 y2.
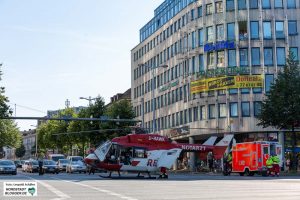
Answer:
42 160 59 174
14 160 22 168
0 160 17 175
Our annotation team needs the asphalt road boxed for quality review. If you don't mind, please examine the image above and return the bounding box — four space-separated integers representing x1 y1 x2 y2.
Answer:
0 169 300 200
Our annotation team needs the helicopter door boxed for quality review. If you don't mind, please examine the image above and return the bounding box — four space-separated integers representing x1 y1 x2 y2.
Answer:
94 141 112 162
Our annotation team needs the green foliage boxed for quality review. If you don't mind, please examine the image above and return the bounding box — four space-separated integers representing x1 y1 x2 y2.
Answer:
258 51 300 130
0 67 12 117
0 119 21 148
257 51 300 170
15 142 26 158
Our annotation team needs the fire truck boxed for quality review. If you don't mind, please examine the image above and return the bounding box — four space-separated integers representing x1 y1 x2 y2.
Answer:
230 141 283 176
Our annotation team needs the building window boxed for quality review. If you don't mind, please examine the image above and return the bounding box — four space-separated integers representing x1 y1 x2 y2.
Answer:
239 21 248 40
287 0 296 8
254 101 262 117
275 21 284 39
241 88 250 94
200 105 206 120
216 1 223 13
276 47 286 66
228 49 236 67
274 0 283 8
229 88 238 94
207 52 214 69
192 31 196 49
198 29 204 46
240 49 248 66
218 89 226 96
265 74 274 93
262 0 271 9
209 104 216 119
263 22 272 39
264 48 273 66
250 21 259 39
189 108 192 122
288 21 297 35
198 6 202 17
219 103 227 118
290 47 299 61
250 0 258 9
216 24 224 41
226 0 235 11
191 9 195 21
206 4 213 15
253 88 262 93
251 47 261 66
207 26 214 42
238 0 246 10
217 51 225 67
199 54 204 71
230 102 238 117
193 107 198 121
241 102 250 117
227 23 235 40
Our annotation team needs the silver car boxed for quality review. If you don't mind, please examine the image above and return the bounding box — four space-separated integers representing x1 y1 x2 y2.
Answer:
66 161 87 173
0 160 17 175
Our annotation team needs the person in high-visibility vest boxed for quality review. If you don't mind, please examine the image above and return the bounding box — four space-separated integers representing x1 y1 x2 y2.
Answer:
271 154 280 176
266 157 273 176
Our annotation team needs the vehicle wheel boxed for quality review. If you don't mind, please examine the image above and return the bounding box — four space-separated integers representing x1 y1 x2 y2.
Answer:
79 171 81 174
239 172 245 176
12 172 17 175
245 169 250 176
84 171 86 174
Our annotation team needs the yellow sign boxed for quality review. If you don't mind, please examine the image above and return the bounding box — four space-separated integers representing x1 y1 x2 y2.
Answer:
191 75 263 94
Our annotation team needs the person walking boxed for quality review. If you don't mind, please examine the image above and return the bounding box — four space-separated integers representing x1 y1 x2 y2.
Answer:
207 151 214 173
38 159 44 176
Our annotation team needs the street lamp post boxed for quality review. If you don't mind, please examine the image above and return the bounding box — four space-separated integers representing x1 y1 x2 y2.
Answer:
79 96 99 106
30 125 38 158
138 64 168 133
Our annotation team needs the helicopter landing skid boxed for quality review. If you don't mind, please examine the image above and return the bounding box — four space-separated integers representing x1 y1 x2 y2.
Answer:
99 172 157 179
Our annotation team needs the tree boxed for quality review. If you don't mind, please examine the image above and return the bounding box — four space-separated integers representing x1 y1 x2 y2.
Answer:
15 142 26 158
0 119 21 149
0 66 12 117
258 51 300 170
104 99 136 137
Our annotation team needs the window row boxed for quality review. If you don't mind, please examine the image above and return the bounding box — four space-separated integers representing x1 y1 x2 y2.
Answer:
142 101 262 131
140 0 298 42
134 20 298 63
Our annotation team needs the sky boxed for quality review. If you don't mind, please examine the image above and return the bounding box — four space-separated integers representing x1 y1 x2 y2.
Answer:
0 0 164 131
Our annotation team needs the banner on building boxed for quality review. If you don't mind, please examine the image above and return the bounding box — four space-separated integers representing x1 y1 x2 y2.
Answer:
191 75 264 94
168 126 189 138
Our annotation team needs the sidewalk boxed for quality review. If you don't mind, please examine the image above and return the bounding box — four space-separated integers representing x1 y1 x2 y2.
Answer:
169 169 300 177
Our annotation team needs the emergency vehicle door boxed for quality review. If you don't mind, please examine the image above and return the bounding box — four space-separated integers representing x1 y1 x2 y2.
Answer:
262 144 269 166
250 144 258 169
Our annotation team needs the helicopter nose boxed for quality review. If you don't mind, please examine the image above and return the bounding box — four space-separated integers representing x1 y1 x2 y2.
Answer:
84 153 98 165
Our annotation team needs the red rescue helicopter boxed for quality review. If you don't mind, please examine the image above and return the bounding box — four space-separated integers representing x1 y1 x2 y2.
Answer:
84 131 233 179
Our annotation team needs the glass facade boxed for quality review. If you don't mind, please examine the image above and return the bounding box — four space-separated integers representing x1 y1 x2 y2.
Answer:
133 0 300 139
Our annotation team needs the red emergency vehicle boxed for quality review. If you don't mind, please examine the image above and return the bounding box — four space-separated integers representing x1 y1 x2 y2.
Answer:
231 141 282 176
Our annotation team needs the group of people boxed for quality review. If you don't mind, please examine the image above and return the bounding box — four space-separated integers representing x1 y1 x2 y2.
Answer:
266 154 280 176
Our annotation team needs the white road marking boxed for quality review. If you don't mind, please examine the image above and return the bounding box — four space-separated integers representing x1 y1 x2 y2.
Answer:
52 177 138 200
21 174 70 200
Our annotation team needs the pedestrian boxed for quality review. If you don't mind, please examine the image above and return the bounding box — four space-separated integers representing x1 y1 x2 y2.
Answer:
88 165 95 175
285 158 290 173
207 151 214 172
38 159 44 176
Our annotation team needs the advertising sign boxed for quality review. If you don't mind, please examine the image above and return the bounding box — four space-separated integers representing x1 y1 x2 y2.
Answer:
191 75 263 94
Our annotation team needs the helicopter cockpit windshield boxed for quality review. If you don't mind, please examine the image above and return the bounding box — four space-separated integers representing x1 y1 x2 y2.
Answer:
94 141 112 162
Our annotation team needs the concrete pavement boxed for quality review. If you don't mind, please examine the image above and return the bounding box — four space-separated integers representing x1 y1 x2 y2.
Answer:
0 169 300 200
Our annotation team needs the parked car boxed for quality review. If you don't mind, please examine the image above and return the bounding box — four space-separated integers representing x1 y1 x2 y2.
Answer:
27 160 39 173
57 159 69 172
0 160 17 175
67 156 83 162
14 160 22 168
66 160 87 173
22 160 30 172
48 154 65 163
42 160 59 174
